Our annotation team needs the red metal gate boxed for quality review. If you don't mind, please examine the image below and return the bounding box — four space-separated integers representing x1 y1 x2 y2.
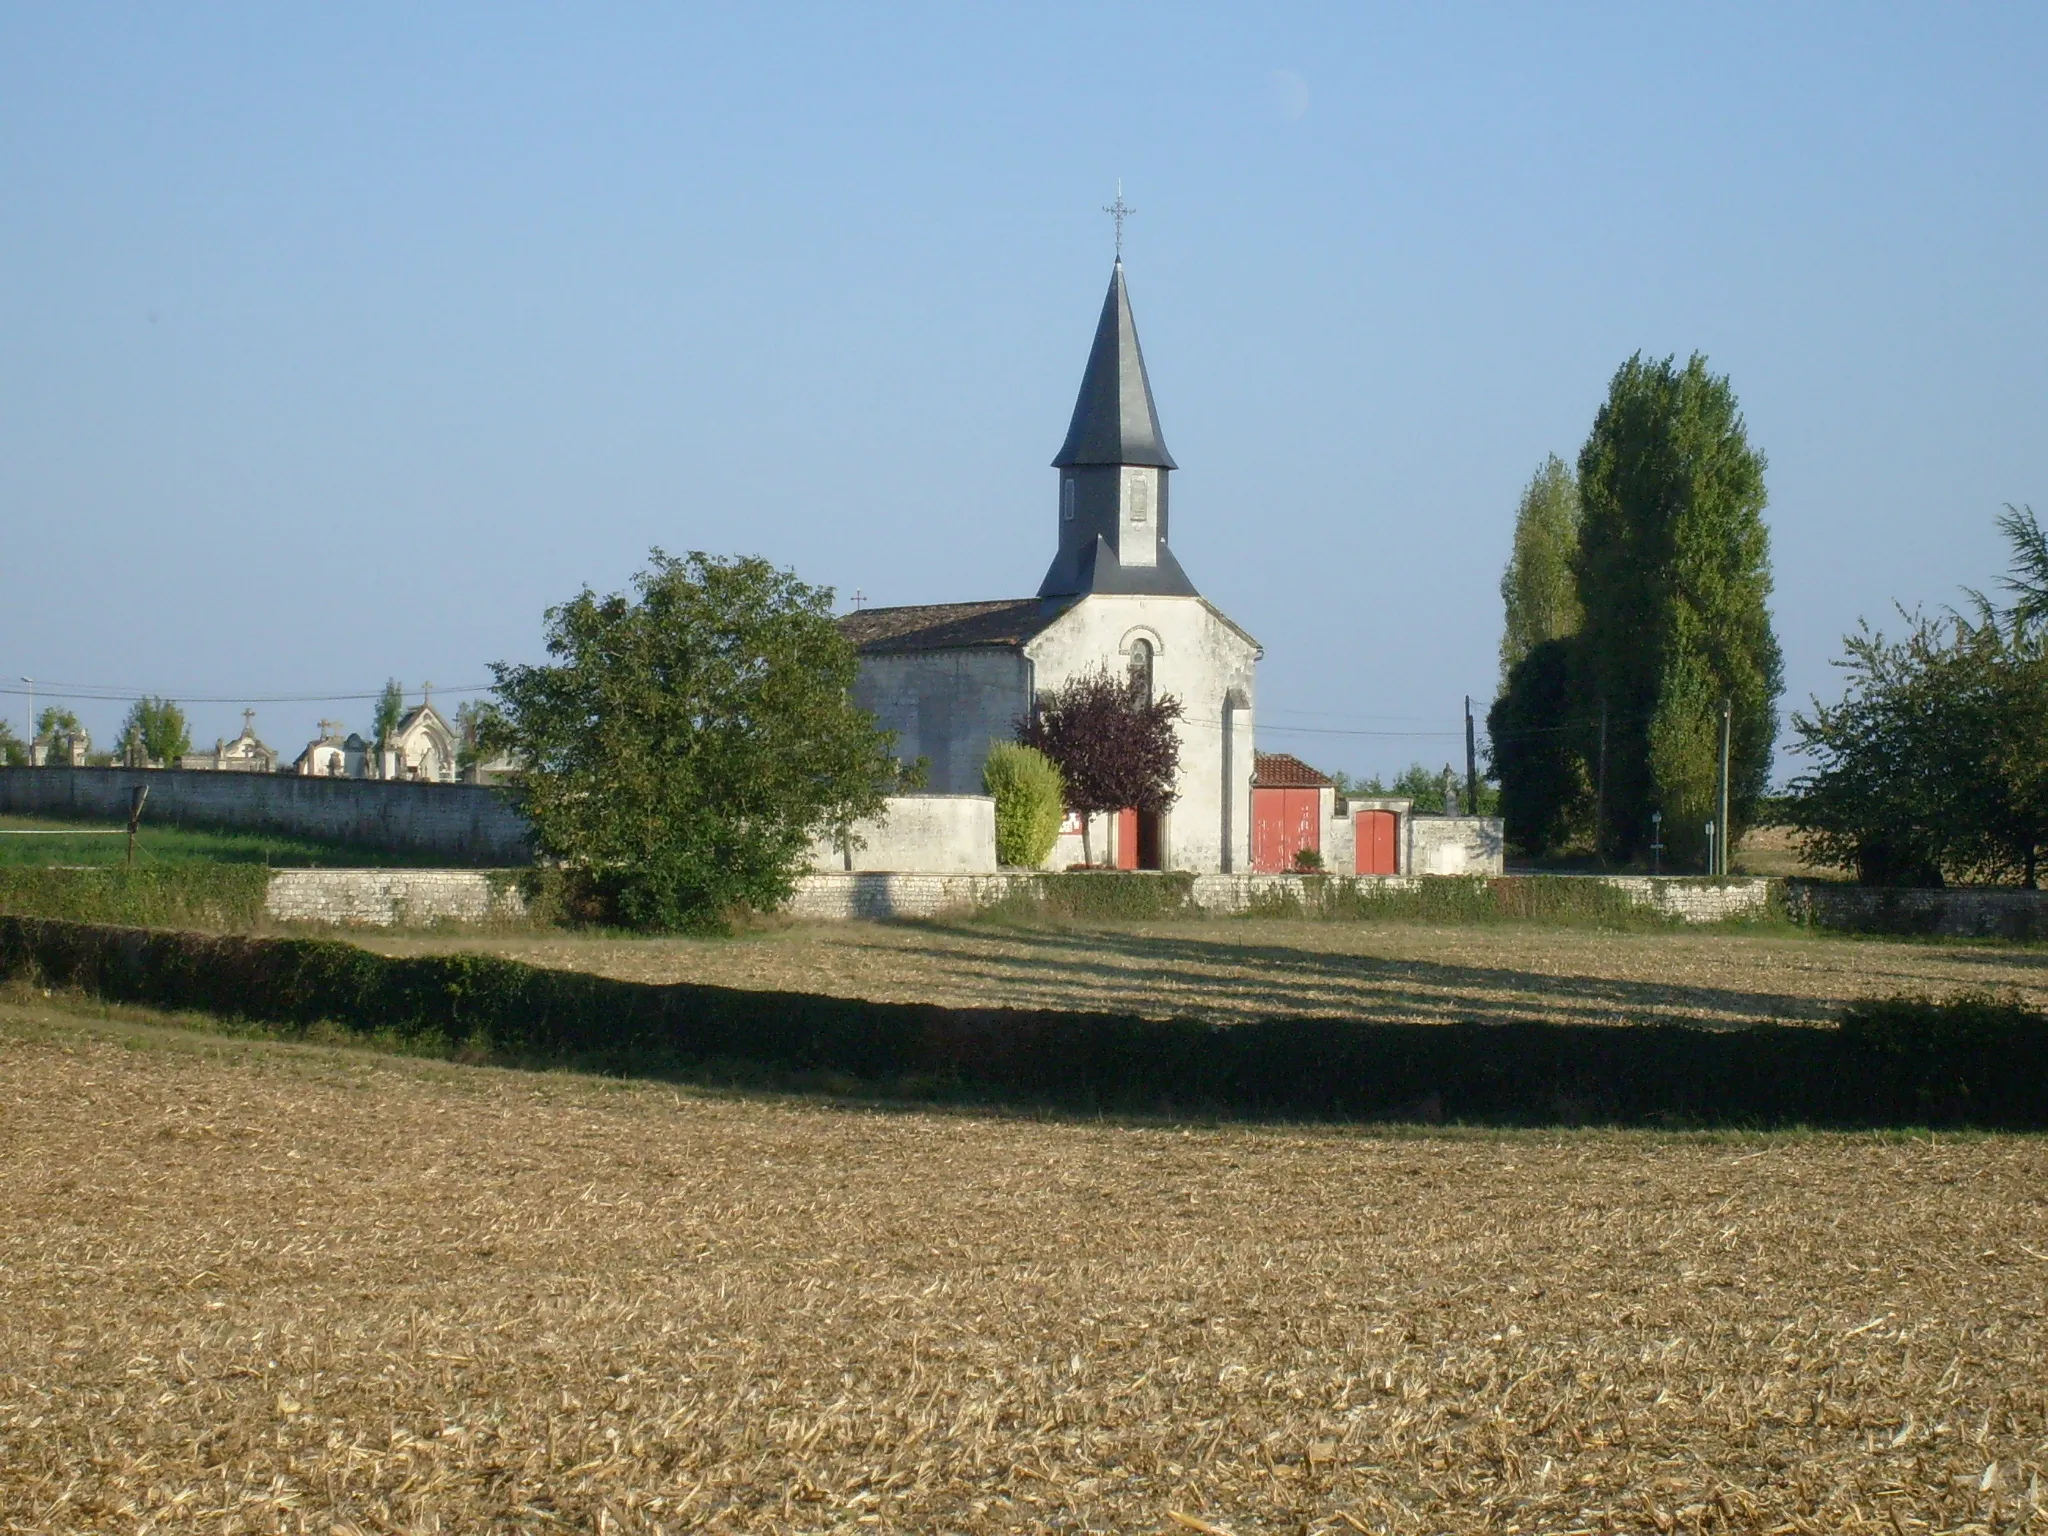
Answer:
1252 787 1321 873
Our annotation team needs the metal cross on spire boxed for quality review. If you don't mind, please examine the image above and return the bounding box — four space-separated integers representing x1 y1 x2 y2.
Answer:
1102 181 1134 260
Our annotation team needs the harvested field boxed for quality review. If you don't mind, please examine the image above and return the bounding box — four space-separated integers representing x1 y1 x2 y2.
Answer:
4 1001 2046 1535
366 919 2048 1030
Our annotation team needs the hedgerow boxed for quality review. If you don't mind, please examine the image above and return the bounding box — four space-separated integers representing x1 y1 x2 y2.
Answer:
6 914 2045 1127
0 867 270 930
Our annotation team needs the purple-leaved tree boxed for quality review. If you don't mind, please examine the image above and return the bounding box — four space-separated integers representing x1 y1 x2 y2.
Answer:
1017 665 1182 867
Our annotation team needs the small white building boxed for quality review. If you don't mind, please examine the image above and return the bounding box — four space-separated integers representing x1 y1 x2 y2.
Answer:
294 723 372 778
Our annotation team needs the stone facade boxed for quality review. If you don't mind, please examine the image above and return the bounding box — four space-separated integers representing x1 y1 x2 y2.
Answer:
851 650 1032 796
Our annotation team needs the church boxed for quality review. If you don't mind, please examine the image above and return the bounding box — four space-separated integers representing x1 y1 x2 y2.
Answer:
840 259 1262 873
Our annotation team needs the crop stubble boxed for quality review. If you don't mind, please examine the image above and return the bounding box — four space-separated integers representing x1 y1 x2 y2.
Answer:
3 1007 2045 1534
367 920 2048 1031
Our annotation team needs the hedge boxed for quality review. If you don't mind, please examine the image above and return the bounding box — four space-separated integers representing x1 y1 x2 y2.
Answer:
6 915 2047 1127
0 867 271 930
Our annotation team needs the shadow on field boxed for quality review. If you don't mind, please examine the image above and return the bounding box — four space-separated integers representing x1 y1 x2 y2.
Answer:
6 913 2047 1130
905 923 1835 1028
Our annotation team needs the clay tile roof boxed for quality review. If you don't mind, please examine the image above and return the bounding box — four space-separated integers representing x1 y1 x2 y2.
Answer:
838 597 1078 654
1253 751 1334 789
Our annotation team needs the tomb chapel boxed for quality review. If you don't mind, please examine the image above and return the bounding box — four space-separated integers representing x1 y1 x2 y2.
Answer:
839 260 1261 872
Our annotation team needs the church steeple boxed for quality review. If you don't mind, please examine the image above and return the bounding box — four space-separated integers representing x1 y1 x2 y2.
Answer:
1053 260 1178 471
1039 261 1199 598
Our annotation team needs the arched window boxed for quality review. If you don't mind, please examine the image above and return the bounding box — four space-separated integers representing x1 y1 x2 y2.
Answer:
1128 638 1155 703
1061 478 1076 521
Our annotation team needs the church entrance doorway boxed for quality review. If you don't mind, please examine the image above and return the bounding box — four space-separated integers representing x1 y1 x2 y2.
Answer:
1113 809 1139 870
1110 809 1165 870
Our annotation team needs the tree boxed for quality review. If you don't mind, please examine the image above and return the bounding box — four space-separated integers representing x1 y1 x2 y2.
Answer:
489 550 901 931
1793 512 2048 887
1487 638 1593 856
0 721 24 766
35 707 82 740
1575 352 1782 864
982 742 1066 868
1339 763 1498 816
1016 666 1182 866
118 696 191 766
454 699 508 773
1498 454 1583 682
373 679 406 750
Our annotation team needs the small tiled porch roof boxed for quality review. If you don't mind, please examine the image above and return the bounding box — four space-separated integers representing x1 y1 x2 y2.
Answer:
1252 752 1334 789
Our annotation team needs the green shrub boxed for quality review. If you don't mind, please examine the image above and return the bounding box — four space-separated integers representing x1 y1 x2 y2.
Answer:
981 743 1066 868
972 871 1196 923
1291 847 1325 873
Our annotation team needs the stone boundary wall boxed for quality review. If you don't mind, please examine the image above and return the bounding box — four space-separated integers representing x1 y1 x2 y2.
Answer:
0 766 533 864
805 794 998 873
785 872 1773 924
264 869 528 927
245 869 1778 928
1786 880 2048 939
1567 876 1773 923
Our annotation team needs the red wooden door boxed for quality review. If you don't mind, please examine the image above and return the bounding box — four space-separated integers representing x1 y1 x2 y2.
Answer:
1355 809 1398 875
1113 808 1139 870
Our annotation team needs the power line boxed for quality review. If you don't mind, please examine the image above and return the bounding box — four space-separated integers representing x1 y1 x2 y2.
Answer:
0 681 496 705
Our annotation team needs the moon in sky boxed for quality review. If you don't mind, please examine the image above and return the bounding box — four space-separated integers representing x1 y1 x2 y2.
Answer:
1270 69 1310 122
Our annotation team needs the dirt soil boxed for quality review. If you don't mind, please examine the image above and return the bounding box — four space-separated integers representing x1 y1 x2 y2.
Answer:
3 1004 2045 1534
364 919 2048 1030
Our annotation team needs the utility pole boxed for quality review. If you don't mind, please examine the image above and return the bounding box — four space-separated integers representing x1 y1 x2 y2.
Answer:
1716 698 1733 877
20 677 33 750
1463 696 1478 816
1593 697 1608 864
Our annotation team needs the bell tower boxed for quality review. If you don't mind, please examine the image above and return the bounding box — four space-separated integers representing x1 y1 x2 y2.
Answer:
1038 260 1200 598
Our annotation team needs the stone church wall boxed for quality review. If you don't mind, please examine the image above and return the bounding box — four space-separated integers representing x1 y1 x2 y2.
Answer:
1024 594 1257 873
850 650 1031 796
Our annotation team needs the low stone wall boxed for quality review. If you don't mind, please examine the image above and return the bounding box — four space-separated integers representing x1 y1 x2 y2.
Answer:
1787 880 2048 939
265 869 526 927
0 766 532 864
806 794 998 873
1409 817 1507 876
1563 876 1773 923
784 873 1019 921
241 869 1782 928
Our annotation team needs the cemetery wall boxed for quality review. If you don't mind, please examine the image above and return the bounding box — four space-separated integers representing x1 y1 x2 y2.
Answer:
0 766 532 864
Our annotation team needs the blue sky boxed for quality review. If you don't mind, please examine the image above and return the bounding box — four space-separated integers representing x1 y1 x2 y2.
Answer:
3 4 2043 780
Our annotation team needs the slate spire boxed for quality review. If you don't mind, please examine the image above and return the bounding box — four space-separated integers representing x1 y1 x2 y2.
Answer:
1052 260 1178 470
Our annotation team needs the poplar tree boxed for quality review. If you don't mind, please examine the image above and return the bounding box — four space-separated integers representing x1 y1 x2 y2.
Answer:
1498 454 1583 681
1574 353 1782 864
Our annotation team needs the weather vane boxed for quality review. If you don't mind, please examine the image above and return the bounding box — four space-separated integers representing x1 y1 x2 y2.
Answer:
1103 181 1134 260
